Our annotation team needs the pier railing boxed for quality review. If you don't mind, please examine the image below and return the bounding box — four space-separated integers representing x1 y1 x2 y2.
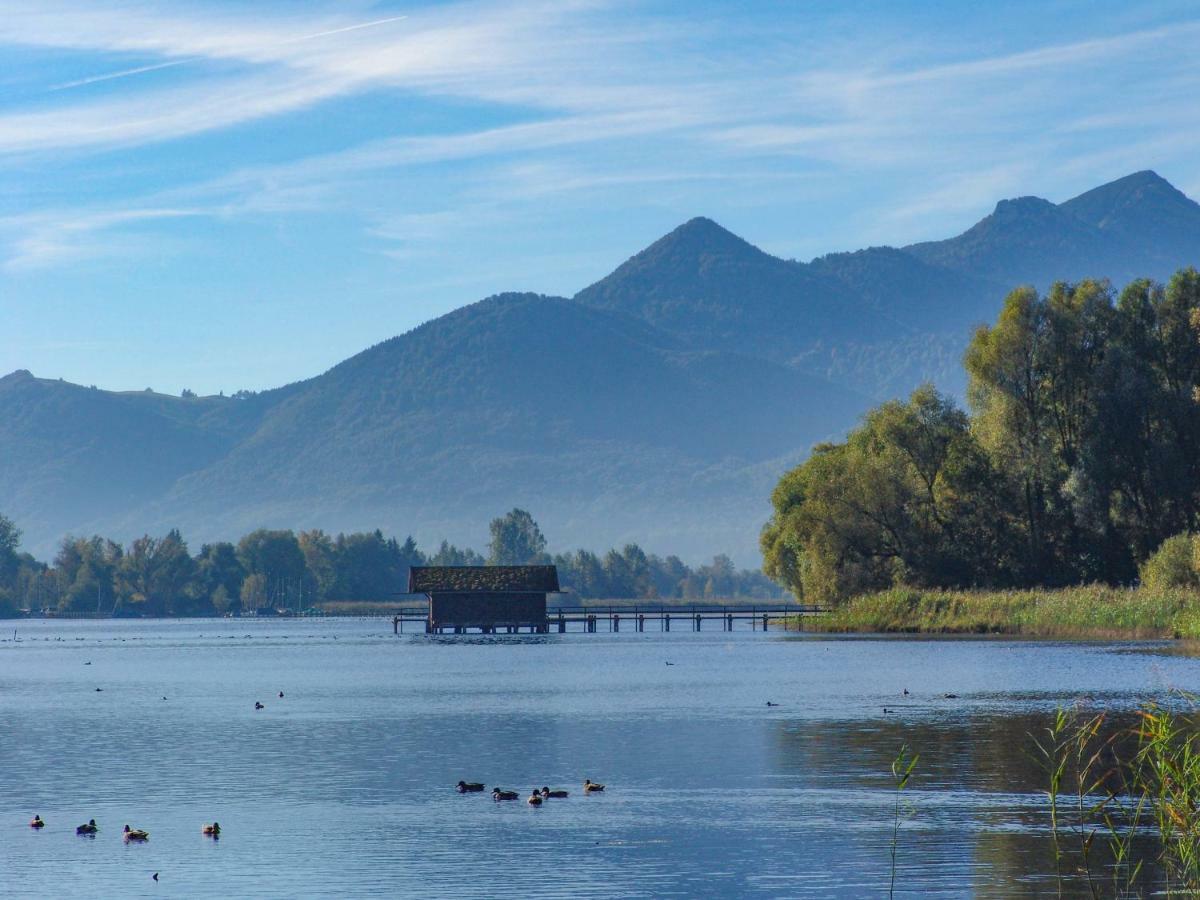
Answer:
391 602 825 634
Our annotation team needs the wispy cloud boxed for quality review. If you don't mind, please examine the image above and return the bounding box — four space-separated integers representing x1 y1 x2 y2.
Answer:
0 1 640 154
2 207 204 271
3 0 1200 272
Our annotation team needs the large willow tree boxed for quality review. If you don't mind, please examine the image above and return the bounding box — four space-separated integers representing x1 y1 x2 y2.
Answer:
763 269 1200 602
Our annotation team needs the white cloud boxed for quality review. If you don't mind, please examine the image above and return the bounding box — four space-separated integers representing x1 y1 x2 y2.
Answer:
3 1 1200 272
2 207 203 271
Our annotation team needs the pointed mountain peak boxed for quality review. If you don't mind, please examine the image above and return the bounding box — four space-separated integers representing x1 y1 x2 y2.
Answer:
650 216 764 259
1062 170 1197 228
1118 169 1175 189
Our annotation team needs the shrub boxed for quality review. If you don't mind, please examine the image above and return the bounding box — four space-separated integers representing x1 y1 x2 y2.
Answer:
1140 533 1200 591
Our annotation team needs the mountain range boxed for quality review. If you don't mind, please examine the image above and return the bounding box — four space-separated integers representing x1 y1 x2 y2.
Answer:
4 170 1199 562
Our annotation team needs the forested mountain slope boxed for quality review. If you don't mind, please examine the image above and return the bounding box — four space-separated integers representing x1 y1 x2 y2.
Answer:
3 171 1197 562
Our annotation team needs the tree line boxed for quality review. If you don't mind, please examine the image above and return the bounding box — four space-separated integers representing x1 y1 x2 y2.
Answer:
762 269 1200 603
0 508 780 617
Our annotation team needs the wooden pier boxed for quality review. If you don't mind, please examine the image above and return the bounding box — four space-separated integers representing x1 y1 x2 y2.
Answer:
392 603 823 635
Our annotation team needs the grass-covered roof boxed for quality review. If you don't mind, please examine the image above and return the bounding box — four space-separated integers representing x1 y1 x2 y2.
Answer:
409 565 560 594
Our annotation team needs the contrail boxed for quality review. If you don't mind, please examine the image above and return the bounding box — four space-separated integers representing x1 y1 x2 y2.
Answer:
47 14 409 92
280 14 410 44
50 59 194 92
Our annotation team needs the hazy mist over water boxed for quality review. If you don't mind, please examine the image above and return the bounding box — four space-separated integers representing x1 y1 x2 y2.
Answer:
3 620 1199 897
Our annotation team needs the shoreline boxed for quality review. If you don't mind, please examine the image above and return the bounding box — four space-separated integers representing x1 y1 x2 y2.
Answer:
789 586 1200 641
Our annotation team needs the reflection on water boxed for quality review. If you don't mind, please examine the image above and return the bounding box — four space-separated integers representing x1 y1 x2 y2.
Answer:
1 621 1198 897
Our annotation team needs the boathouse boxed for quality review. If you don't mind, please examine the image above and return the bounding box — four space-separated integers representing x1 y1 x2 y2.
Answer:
408 565 559 633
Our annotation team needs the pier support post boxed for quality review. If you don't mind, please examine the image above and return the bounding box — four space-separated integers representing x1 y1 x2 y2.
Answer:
664 614 670 632
762 614 768 632
694 613 701 631
613 613 620 632
394 616 399 635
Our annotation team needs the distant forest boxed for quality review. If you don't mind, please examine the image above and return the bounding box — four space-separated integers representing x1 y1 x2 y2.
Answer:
763 269 1200 603
0 508 782 617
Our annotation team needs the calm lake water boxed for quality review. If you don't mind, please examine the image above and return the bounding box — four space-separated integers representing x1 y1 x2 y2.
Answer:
2 619 1198 898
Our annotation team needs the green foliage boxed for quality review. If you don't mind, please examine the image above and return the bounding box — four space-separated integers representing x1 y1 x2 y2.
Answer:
553 547 780 600
1139 533 1200 591
196 542 245 612
810 585 1200 639
0 508 778 615
54 535 122 613
115 529 198 616
328 530 422 601
762 384 1017 602
766 269 1200 601
1034 700 1200 895
487 509 547 566
427 541 485 567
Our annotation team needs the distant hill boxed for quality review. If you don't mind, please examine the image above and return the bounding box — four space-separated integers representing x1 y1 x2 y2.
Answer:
3 171 1198 562
574 217 902 357
2 296 864 561
906 170 1200 290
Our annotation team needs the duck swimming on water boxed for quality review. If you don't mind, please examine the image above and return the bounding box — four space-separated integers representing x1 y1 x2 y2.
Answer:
584 779 605 793
202 822 220 837
492 788 518 801
76 819 98 835
29 815 45 828
123 825 149 841
540 786 569 798
527 791 543 806
456 781 485 793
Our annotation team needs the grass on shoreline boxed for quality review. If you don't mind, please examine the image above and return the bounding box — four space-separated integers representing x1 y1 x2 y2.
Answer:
801 586 1200 640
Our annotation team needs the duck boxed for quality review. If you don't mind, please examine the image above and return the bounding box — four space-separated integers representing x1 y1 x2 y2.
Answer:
584 779 606 793
30 815 45 829
540 786 569 799
254 701 264 710
492 788 519 801
202 822 221 837
527 791 543 806
456 781 485 793
123 825 149 841
76 819 98 835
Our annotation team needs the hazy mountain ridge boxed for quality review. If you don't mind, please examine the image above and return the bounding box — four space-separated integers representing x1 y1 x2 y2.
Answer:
3 171 1198 562
906 171 1200 290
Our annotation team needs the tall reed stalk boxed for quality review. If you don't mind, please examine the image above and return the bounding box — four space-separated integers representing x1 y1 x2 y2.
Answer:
1037 700 1200 896
889 744 918 900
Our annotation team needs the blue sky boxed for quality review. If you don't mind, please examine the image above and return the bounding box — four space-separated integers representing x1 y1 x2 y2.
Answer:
2 0 1199 395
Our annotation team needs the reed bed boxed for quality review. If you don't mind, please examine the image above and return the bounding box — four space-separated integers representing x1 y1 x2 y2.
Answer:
1033 702 1200 896
804 586 1200 640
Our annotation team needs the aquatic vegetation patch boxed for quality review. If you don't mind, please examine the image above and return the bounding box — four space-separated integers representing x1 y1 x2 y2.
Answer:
803 586 1200 639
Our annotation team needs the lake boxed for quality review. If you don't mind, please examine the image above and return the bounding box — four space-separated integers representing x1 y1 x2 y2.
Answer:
2 619 1198 897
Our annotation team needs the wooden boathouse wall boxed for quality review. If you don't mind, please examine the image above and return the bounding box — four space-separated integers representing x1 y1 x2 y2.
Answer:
408 565 559 633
